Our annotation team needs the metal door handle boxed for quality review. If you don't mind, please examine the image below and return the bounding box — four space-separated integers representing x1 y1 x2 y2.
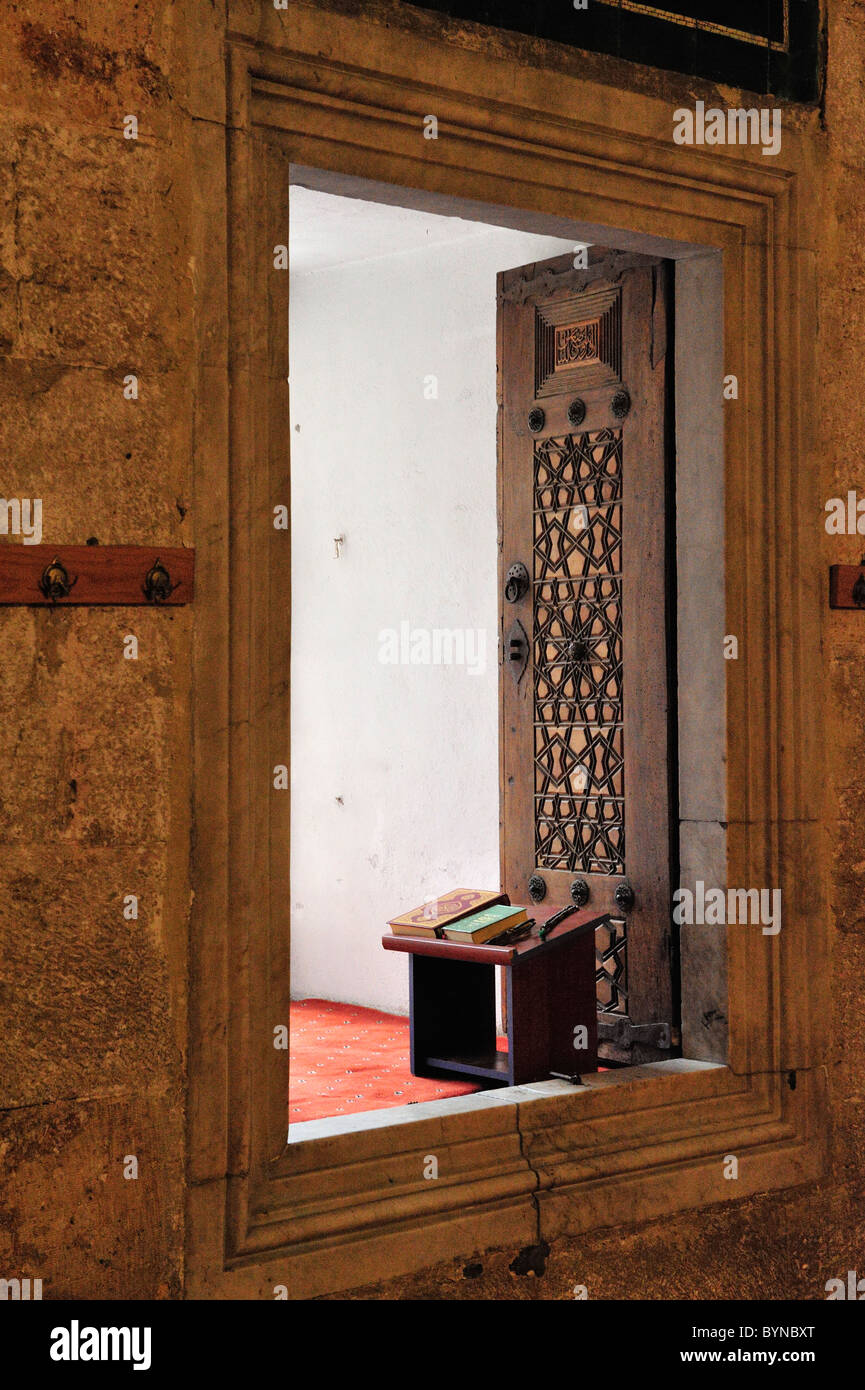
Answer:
505 562 529 603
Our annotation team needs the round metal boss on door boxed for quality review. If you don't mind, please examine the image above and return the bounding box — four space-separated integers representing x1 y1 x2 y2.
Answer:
611 389 631 420
527 407 546 434
567 397 586 428
614 881 635 911
528 874 547 903
570 878 590 907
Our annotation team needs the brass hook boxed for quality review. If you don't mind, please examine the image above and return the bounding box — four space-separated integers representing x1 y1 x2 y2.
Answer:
39 557 77 602
143 558 180 604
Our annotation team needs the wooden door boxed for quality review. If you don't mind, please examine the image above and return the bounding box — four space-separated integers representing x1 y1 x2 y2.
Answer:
497 248 676 1065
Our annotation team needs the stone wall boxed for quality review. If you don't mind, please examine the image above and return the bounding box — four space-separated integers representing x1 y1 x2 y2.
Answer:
0 1 195 1299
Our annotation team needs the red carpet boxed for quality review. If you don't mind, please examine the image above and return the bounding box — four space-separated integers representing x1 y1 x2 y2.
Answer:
289 997 507 1125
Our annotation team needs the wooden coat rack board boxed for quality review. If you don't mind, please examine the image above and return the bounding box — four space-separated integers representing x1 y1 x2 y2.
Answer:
0 545 194 606
830 564 865 610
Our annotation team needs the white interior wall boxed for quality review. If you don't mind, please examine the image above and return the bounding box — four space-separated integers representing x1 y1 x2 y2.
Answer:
289 188 574 1014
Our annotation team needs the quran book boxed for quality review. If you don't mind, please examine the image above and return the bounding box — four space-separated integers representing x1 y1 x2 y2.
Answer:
442 904 527 944
388 888 508 936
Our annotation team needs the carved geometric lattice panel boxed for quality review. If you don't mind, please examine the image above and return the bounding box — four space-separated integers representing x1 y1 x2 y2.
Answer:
534 576 622 724
534 723 624 798
534 429 622 509
533 426 626 882
535 794 624 874
534 502 621 582
595 917 628 1014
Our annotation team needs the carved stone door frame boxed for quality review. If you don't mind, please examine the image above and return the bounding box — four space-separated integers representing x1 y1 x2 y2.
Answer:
186 3 824 1297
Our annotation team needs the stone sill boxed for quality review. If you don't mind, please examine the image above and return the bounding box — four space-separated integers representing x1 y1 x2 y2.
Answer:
286 1057 724 1145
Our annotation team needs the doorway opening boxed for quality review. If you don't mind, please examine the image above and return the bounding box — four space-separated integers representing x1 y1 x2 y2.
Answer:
287 174 725 1137
289 185 576 1123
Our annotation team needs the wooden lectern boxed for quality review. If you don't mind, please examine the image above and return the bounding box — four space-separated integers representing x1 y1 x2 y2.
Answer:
382 905 608 1087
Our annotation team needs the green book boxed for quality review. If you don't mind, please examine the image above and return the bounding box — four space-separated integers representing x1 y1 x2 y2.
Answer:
443 903 527 944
